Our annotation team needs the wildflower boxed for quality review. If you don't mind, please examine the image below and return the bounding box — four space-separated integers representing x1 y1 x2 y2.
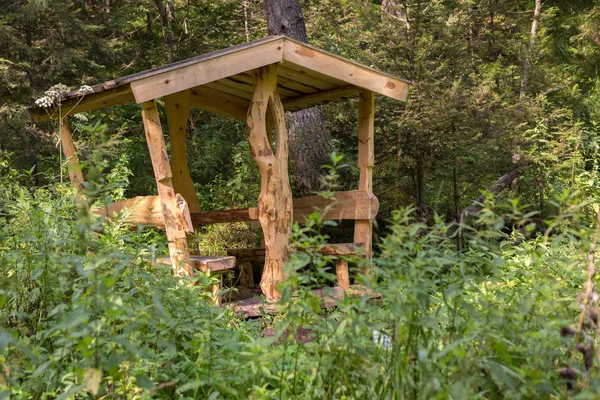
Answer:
78 85 94 95
72 113 89 123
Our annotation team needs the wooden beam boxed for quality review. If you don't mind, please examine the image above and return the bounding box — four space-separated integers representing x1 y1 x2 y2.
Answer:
283 40 409 102
59 120 85 191
32 87 134 123
227 243 365 260
95 195 164 227
97 190 377 228
247 64 293 302
189 86 249 121
354 90 375 268
292 190 378 222
130 39 285 103
165 90 201 214
283 85 358 112
141 100 193 277
191 208 259 225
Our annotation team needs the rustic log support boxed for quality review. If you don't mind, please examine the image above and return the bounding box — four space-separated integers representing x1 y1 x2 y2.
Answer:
59 120 84 191
247 64 293 302
141 100 194 277
164 90 202 214
354 89 375 275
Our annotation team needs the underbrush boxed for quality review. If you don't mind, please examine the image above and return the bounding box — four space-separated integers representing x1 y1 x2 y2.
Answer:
0 161 598 398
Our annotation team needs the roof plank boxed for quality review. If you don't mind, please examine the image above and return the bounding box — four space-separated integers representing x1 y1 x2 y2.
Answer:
282 40 409 102
130 39 285 103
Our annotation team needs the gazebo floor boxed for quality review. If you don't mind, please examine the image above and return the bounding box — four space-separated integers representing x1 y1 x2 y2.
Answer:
222 284 380 318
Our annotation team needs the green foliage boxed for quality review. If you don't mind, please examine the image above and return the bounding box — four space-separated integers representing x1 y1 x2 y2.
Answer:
1 160 599 398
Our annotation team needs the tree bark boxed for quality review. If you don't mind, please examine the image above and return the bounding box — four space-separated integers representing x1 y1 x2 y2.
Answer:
152 0 174 53
520 0 542 98
462 168 521 216
264 0 334 195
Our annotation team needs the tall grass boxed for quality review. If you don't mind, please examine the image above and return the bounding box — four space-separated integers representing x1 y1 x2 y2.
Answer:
0 158 598 398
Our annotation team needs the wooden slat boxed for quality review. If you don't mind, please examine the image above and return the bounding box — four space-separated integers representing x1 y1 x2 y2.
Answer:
227 73 303 98
156 255 236 273
283 86 358 112
191 208 260 225
283 40 409 102
227 243 365 260
204 81 254 100
189 86 248 121
276 65 339 91
130 39 285 103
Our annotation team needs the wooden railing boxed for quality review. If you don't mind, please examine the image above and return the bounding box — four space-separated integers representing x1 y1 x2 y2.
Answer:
94 190 379 229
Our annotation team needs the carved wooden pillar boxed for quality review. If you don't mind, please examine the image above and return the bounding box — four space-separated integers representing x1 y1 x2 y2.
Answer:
164 90 202 214
247 64 293 301
59 120 84 191
354 90 375 275
141 100 194 277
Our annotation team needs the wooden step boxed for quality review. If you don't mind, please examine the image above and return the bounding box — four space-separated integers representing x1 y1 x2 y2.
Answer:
156 255 236 273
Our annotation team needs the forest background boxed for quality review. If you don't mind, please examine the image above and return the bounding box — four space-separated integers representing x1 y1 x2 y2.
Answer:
2 0 600 398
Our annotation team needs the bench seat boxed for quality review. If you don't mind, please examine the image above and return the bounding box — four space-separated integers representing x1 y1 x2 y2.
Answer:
156 255 236 273
227 243 365 290
227 243 365 260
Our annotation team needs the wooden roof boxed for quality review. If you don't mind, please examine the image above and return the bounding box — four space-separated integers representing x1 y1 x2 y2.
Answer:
29 35 410 123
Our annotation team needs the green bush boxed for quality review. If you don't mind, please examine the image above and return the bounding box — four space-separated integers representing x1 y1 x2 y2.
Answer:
0 158 598 398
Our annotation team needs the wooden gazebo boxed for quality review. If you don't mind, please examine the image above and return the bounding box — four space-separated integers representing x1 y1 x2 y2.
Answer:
29 36 410 303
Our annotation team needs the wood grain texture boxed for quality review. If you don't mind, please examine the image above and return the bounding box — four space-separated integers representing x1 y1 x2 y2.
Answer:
165 90 201 213
247 64 293 302
335 259 350 290
227 243 365 260
354 90 375 272
131 40 284 103
283 40 410 102
141 100 193 277
156 255 236 272
189 86 249 121
59 121 84 190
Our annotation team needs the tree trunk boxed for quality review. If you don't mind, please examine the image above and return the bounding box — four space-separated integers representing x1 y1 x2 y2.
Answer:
462 168 521 216
152 0 174 54
264 0 334 195
520 0 542 98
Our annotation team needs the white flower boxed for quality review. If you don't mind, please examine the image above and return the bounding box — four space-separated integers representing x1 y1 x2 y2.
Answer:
78 85 94 95
73 113 89 123
372 329 392 350
35 83 70 108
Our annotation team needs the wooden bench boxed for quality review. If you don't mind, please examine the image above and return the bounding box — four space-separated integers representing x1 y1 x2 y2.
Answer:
155 255 236 304
227 243 365 290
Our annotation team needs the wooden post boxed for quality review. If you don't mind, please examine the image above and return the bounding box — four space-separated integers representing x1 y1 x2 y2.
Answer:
141 100 194 277
354 90 375 274
336 259 350 290
164 90 201 214
247 64 293 302
59 120 84 191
